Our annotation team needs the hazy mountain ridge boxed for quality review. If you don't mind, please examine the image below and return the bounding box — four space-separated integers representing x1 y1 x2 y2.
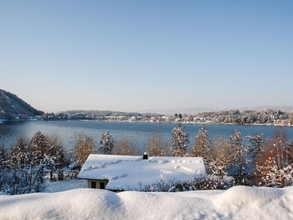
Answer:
0 89 43 120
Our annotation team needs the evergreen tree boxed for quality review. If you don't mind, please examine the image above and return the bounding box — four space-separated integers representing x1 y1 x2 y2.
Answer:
3 132 65 194
229 130 248 184
9 134 30 168
256 156 280 187
30 131 50 166
99 130 115 154
6 132 65 190
46 135 66 169
247 133 266 160
29 132 66 175
171 123 189 157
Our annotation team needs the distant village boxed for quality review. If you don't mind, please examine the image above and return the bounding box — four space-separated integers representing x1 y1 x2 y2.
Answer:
40 109 293 126
2 109 293 127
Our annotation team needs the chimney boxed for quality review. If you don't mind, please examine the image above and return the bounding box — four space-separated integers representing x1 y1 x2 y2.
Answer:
142 152 148 160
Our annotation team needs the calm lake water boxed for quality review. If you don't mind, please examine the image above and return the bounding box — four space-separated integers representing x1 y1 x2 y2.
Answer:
1 120 293 154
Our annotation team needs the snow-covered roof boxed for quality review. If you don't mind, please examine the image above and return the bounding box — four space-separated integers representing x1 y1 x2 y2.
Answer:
78 154 206 190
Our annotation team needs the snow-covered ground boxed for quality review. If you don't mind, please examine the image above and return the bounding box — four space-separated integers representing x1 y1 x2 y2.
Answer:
0 179 293 220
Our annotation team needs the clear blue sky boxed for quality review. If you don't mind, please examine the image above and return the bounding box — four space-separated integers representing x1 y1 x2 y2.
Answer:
1 1 293 113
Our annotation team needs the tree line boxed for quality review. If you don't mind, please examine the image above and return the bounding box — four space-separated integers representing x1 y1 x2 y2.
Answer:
195 109 293 125
1 123 293 195
98 123 293 188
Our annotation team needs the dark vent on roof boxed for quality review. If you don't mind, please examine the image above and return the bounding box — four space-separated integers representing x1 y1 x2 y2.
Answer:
142 152 148 160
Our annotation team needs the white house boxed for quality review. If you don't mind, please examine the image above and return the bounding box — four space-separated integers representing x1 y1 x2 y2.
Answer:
78 154 206 191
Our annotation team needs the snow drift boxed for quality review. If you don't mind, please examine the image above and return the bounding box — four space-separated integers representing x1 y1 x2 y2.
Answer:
0 186 293 220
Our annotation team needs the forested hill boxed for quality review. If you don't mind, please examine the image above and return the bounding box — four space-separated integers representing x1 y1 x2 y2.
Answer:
57 110 143 119
0 89 43 121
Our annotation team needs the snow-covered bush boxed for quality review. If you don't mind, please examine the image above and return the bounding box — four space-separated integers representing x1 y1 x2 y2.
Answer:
0 145 8 191
137 175 177 192
2 162 46 195
253 128 293 188
136 175 235 192
256 158 293 187
183 175 235 190
0 132 69 195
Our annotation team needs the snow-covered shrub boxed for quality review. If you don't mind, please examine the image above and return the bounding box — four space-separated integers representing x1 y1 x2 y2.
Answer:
256 159 293 188
0 167 9 191
59 168 79 180
0 145 8 191
1 132 69 195
57 169 64 181
183 175 235 190
137 175 177 192
253 129 293 188
136 175 235 192
2 164 45 195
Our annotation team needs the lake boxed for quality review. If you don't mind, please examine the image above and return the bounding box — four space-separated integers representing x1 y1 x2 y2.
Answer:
1 120 293 154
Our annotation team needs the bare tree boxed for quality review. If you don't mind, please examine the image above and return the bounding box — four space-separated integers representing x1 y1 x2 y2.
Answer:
192 125 211 162
145 131 169 156
208 137 232 177
112 137 136 155
254 141 293 188
272 127 290 168
73 133 96 168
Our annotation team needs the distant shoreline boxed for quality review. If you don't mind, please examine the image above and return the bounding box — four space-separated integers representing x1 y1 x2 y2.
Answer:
1 117 293 127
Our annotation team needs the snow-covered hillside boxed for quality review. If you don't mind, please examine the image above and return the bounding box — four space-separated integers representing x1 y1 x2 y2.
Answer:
0 180 293 220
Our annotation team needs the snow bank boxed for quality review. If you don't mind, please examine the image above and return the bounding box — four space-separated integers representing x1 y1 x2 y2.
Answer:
213 186 293 219
1 186 293 220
